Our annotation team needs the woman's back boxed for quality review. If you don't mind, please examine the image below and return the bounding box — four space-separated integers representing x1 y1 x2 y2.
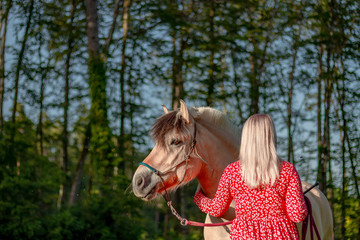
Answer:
194 114 308 239
230 161 305 222
195 160 308 240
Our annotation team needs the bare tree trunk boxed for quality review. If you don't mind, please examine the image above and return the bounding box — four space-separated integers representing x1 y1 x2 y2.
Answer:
12 0 33 125
220 49 227 112
323 48 333 199
86 0 100 57
104 0 121 59
230 49 244 124
8 0 34 170
36 31 51 156
171 30 185 109
118 0 131 173
249 38 260 115
317 44 325 192
287 33 300 164
335 79 347 239
0 0 12 132
206 0 215 106
59 0 76 208
38 72 45 156
68 123 91 207
127 38 138 178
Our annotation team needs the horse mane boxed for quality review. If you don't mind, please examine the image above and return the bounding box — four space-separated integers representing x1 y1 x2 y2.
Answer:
151 106 240 147
191 107 240 137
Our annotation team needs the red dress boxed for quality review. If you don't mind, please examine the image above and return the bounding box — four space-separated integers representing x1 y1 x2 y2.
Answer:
194 161 308 240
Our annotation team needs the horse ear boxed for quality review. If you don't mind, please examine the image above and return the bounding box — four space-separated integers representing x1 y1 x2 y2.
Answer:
179 99 190 124
162 105 169 114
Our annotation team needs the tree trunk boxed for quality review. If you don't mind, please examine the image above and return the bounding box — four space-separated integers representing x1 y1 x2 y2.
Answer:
249 39 260 115
317 44 325 192
104 0 121 59
68 123 91 207
323 49 333 198
86 0 113 181
12 0 34 125
127 37 138 178
287 33 300 164
335 80 347 239
59 0 76 208
171 30 185 109
0 0 12 132
118 0 131 173
8 0 34 170
230 49 244 124
206 0 215 106
86 0 100 57
36 32 51 156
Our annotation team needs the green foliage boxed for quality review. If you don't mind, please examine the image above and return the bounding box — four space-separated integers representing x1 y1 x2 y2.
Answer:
44 176 143 240
0 153 60 239
0 113 144 240
0 0 359 239
88 56 119 179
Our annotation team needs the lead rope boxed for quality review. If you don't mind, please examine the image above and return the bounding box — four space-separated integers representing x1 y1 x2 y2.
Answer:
165 182 321 233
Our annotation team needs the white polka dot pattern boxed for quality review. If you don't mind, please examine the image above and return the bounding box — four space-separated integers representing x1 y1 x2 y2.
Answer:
194 161 308 240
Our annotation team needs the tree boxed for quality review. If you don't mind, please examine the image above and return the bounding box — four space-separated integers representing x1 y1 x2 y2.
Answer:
86 0 116 185
7 0 34 171
0 0 12 132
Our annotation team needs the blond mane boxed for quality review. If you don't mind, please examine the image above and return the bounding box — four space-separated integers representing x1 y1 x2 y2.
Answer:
190 107 240 140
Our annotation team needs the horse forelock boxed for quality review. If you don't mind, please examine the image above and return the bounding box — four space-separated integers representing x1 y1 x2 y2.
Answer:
151 110 189 147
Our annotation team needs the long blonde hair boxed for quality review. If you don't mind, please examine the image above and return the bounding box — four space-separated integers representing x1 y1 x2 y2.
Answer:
239 114 281 188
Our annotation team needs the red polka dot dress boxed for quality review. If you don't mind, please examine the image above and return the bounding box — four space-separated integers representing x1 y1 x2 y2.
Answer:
194 161 308 240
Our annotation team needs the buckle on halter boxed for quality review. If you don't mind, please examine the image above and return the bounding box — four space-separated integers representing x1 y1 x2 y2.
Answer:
180 218 188 226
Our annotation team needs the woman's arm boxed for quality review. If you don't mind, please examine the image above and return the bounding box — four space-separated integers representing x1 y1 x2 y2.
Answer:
194 166 233 218
285 166 308 223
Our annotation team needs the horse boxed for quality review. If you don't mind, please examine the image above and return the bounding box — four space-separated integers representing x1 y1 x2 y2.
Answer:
132 100 334 240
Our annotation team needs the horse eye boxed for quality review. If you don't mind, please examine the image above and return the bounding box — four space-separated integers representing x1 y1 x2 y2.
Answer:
170 138 182 146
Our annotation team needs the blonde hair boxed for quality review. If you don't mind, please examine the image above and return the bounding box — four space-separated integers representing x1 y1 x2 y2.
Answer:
239 114 280 188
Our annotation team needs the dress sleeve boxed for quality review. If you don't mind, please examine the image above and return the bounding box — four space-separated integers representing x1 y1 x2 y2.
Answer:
285 165 308 223
194 166 233 218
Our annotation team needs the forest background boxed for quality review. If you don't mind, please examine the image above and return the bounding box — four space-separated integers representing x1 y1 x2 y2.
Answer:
0 0 359 239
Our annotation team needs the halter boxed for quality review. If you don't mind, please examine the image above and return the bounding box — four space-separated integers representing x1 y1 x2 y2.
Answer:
139 122 198 202
138 122 231 227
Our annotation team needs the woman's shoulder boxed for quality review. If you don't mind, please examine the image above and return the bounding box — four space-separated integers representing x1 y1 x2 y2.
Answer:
281 160 295 171
224 161 241 174
280 160 297 178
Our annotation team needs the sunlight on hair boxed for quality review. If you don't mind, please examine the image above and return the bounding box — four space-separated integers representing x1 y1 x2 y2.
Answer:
239 114 280 188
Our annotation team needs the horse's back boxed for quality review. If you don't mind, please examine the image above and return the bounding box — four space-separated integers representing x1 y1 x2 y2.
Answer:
298 181 334 240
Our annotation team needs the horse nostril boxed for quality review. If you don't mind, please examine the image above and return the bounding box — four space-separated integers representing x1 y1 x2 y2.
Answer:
136 176 144 188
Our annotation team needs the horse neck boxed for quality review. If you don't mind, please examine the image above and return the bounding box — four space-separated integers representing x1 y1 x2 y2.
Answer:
195 119 240 198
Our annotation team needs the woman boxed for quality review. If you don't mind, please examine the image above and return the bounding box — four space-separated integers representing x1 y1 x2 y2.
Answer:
194 114 308 240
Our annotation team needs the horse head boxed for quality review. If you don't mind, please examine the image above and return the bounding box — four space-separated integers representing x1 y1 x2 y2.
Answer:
132 100 205 201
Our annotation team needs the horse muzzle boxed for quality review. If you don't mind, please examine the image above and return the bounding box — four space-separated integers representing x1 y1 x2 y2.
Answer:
132 167 162 201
